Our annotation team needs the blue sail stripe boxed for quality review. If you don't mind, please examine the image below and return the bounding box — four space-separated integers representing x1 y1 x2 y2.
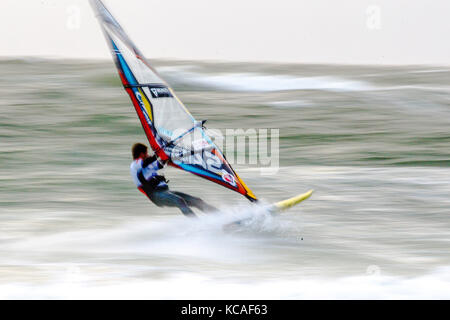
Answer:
176 162 220 180
110 40 137 85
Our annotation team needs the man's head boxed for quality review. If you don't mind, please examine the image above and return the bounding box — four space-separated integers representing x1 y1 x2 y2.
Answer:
132 143 148 160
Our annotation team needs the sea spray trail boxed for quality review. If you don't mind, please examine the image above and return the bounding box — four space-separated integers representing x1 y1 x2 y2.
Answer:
2 202 288 266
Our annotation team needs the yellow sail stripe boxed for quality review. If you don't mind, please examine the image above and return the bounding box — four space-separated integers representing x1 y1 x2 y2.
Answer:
138 88 152 121
234 172 257 200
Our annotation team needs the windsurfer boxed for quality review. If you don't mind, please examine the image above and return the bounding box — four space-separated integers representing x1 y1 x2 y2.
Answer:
130 143 217 217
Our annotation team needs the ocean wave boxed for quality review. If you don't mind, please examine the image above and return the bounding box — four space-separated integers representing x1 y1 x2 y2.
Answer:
158 68 374 92
268 100 314 108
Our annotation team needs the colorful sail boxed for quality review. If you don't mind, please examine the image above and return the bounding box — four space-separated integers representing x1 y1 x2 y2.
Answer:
90 0 257 201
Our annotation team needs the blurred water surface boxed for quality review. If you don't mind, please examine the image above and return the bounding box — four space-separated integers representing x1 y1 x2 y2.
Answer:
0 58 449 298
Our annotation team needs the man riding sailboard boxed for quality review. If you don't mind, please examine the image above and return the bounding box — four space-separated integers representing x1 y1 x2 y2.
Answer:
131 143 217 217
90 0 312 218
90 0 258 217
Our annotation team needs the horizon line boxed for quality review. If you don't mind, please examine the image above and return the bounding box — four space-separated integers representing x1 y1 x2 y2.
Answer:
1 55 449 68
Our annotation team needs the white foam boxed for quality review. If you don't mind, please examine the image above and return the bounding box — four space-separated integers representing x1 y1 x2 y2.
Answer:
2 267 450 299
268 100 313 108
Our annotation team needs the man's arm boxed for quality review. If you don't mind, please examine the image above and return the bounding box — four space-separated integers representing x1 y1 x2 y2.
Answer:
142 155 157 168
142 155 167 170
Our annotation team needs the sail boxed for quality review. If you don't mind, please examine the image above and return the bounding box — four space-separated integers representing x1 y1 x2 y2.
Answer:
90 0 257 201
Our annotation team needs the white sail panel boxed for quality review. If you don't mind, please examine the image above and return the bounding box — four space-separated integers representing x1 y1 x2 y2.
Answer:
141 87 194 140
104 25 162 85
104 24 195 141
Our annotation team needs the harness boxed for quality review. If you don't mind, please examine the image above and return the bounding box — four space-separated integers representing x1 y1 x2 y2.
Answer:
138 171 168 194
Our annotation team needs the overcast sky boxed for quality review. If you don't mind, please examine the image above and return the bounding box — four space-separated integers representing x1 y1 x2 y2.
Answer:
1 0 449 65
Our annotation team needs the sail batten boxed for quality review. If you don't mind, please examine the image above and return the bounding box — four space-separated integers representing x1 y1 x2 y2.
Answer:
90 0 258 201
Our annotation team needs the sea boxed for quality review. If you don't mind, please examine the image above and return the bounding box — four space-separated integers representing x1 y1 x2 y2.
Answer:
0 58 449 299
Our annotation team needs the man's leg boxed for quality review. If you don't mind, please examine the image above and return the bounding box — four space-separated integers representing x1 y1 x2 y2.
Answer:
172 191 218 213
150 189 196 217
